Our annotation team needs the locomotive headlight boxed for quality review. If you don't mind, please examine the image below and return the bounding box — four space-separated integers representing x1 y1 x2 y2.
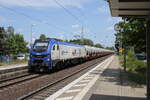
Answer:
30 54 33 58
47 58 50 61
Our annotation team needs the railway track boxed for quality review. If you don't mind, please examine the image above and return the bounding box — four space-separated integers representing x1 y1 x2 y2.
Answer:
20 55 110 100
0 55 111 100
0 73 42 89
0 72 30 83
0 69 28 83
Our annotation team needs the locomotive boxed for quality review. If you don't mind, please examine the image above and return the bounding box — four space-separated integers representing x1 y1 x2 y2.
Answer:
28 38 113 72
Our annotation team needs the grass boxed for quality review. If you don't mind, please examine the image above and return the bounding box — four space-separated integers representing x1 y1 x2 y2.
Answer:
119 50 146 85
0 59 27 67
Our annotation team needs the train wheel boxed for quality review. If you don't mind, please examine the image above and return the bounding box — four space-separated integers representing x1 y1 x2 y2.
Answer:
28 66 34 73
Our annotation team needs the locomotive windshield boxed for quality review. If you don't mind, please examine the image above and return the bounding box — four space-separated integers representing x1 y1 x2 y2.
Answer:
33 41 49 52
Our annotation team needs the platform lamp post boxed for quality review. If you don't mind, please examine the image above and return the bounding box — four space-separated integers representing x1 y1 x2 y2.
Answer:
123 19 127 72
30 24 36 48
114 23 126 71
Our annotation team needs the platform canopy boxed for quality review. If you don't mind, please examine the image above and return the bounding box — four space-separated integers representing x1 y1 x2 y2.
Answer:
108 0 150 17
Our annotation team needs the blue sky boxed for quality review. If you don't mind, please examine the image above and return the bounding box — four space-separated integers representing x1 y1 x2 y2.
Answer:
0 0 121 47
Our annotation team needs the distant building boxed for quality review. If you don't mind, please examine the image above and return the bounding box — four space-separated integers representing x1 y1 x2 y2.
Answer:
7 26 14 36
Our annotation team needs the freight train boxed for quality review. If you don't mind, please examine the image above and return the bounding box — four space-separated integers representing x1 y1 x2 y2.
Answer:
28 38 113 72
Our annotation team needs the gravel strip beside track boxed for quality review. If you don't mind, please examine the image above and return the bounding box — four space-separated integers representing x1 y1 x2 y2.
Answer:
0 55 111 100
21 55 110 100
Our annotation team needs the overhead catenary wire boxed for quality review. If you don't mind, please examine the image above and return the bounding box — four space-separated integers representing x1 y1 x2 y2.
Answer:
70 5 98 39
18 0 70 33
53 0 87 40
0 3 69 33
20 0 86 38
0 4 41 23
53 0 84 26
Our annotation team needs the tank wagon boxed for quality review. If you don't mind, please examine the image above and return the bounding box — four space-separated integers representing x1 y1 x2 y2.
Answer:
28 38 113 72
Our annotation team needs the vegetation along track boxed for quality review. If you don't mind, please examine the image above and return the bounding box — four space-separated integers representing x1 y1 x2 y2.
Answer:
0 55 111 100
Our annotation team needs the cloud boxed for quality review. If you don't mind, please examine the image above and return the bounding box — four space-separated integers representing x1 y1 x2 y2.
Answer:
107 17 122 24
0 0 91 8
0 16 13 22
98 5 108 13
16 28 23 33
106 26 114 30
72 24 79 28
58 34 65 40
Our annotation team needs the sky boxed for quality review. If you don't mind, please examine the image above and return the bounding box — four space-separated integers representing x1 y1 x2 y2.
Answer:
0 0 122 47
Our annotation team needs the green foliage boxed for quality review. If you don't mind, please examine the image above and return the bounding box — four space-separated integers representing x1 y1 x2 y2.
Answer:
70 38 94 46
119 49 146 84
39 34 46 39
94 43 103 48
8 33 28 55
115 18 146 53
0 26 28 56
0 27 8 55
105 46 114 50
126 49 146 72
70 38 103 48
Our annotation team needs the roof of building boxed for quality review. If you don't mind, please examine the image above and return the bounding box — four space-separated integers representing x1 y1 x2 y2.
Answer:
108 0 150 18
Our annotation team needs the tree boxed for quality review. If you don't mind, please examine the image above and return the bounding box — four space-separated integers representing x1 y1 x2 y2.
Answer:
0 27 8 55
115 18 146 53
105 46 114 50
0 26 28 61
94 43 103 48
70 38 94 46
8 33 28 55
39 34 46 39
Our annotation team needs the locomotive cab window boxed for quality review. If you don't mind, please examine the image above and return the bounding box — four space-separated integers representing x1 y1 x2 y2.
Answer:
53 45 56 50
57 45 59 50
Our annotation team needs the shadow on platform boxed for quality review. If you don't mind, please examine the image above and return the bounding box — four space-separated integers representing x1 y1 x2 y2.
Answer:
89 94 146 100
91 68 144 88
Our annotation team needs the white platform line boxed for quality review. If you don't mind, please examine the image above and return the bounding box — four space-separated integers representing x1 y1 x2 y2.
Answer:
73 56 114 100
73 83 87 87
66 89 81 93
80 79 91 83
45 56 113 100
55 96 74 100
83 76 93 79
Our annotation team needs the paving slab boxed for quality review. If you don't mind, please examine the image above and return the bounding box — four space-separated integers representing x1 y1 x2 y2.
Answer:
45 56 146 100
83 56 146 100
45 56 114 100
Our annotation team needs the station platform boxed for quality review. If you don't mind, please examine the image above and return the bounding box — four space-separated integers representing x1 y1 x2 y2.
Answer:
0 63 27 74
45 56 146 100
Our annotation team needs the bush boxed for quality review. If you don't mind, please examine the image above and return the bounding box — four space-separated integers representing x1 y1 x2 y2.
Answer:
119 49 146 84
126 49 146 72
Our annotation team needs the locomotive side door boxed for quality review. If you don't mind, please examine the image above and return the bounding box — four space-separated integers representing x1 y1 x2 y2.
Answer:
51 44 60 60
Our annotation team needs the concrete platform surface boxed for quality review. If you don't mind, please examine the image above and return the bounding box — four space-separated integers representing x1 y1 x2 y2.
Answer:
0 63 27 74
83 56 146 100
45 56 146 100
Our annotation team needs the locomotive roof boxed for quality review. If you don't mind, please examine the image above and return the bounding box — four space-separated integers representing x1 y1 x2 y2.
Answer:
35 38 84 47
35 38 63 42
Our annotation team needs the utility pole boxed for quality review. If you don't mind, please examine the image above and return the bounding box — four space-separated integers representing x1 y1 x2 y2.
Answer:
81 26 84 39
30 24 36 48
81 26 84 44
123 19 126 72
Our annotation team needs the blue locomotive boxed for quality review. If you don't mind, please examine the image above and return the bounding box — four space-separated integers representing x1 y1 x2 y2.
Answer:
28 38 86 72
28 38 113 72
